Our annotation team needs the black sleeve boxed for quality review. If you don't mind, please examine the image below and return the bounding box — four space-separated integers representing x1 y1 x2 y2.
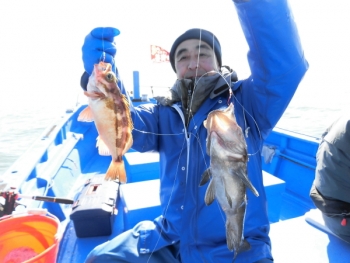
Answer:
80 71 90 91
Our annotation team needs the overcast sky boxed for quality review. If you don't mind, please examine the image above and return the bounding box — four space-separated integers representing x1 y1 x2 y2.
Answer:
0 0 349 110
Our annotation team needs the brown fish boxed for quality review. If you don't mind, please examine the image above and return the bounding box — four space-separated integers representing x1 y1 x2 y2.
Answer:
78 62 133 182
199 103 259 259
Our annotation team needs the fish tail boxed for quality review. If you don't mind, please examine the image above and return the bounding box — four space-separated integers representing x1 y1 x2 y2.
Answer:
105 160 127 183
226 220 239 253
226 218 250 259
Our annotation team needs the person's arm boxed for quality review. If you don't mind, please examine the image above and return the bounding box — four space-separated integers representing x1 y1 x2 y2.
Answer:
315 115 350 203
233 0 309 139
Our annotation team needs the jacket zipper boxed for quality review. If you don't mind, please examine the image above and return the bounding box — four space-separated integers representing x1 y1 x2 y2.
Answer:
172 104 190 184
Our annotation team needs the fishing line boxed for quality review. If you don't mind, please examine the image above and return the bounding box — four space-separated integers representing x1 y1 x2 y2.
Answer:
142 27 264 262
191 131 226 225
191 68 262 158
146 137 187 263
184 29 228 262
194 29 202 78
92 27 261 261
211 67 263 156
101 28 106 62
183 27 262 157
145 28 255 262
86 31 192 263
101 33 190 258
132 128 184 137
219 71 262 157
190 130 227 234
99 27 116 69
186 30 261 261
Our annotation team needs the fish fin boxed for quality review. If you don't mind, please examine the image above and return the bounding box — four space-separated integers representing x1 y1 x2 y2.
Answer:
204 179 216 205
122 134 133 155
248 185 259 197
241 176 259 197
225 187 233 208
232 239 251 261
122 94 134 130
239 239 251 253
199 168 211 186
233 167 259 197
226 221 251 260
96 136 111 156
77 106 94 122
244 179 259 197
226 220 237 252
122 94 131 107
105 160 127 183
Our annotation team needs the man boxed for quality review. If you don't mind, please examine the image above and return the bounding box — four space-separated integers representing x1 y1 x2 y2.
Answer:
310 114 350 243
81 0 308 262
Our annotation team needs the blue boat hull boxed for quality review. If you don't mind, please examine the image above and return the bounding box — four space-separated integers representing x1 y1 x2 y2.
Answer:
1 103 349 263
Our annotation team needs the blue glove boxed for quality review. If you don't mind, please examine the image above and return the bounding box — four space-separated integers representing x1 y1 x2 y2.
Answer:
82 27 120 75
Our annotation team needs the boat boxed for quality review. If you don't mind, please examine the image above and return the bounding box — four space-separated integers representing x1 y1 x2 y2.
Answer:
1 74 349 263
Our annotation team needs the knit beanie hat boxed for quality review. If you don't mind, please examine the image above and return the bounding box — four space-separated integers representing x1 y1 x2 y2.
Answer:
169 28 222 73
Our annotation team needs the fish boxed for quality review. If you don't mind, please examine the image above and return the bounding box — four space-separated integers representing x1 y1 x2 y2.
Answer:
199 102 259 259
78 61 133 182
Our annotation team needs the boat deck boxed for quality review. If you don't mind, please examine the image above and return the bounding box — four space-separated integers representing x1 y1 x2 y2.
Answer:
59 150 350 263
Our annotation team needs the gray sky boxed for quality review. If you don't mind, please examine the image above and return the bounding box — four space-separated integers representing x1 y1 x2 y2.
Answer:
0 0 349 112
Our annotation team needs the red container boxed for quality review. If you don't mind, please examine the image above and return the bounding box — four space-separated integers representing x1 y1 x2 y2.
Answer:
0 212 60 263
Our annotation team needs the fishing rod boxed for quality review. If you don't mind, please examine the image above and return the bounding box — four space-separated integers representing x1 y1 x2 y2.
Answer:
17 194 74 204
0 190 74 216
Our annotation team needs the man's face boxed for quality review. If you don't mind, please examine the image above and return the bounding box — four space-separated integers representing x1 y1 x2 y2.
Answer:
174 39 219 79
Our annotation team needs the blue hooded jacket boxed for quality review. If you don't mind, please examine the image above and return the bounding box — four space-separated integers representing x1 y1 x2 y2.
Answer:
112 0 308 262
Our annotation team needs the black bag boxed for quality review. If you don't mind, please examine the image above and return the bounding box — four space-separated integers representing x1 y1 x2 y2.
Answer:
310 184 350 218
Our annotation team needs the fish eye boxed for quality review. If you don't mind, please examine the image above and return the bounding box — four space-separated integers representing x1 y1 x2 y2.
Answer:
105 73 115 82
